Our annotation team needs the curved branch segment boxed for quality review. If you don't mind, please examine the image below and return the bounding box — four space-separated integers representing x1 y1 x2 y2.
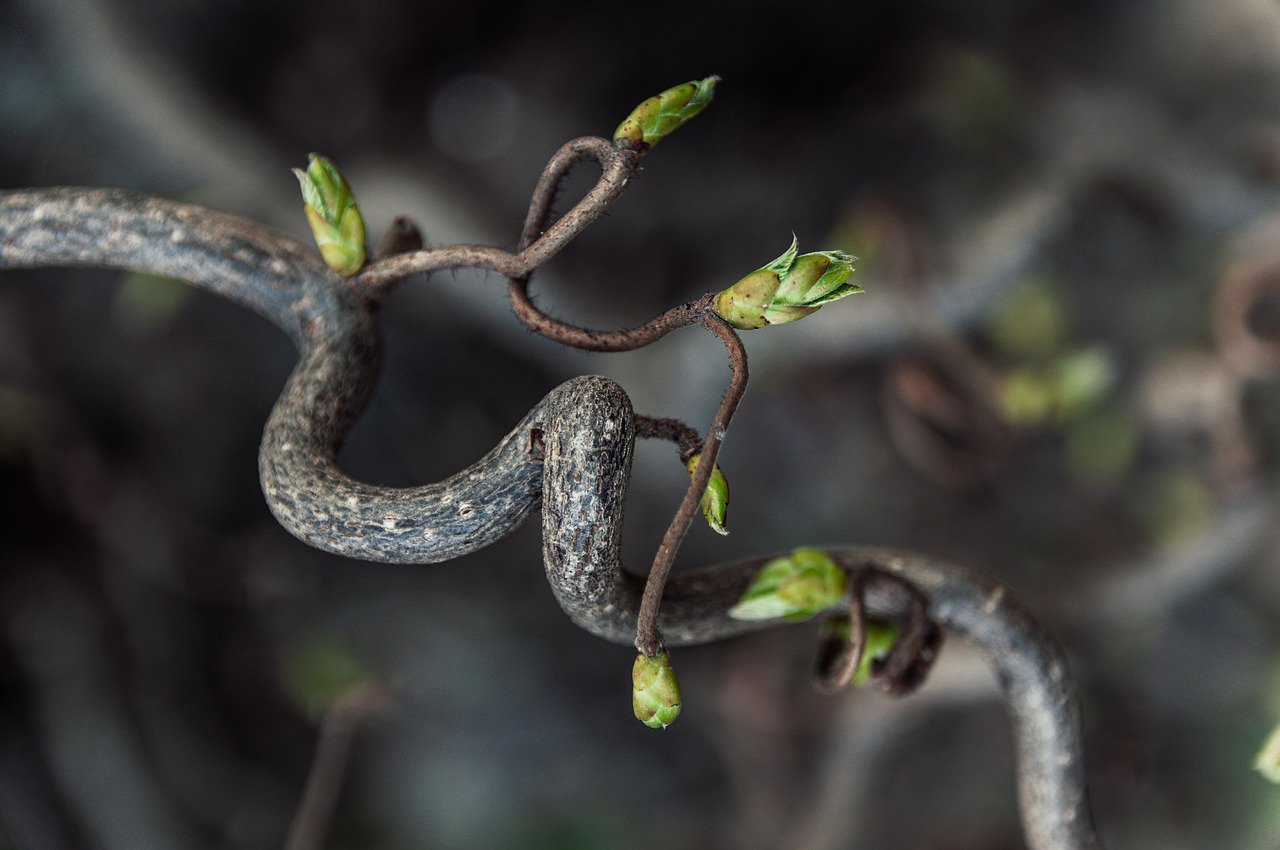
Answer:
0 188 328 344
260 315 594 563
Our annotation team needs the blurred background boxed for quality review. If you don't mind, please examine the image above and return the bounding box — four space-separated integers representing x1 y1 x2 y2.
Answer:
4 0 1280 847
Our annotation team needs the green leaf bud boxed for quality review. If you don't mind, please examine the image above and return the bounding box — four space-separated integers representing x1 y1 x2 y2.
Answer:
686 452 729 535
633 652 682 729
729 548 848 621
614 76 720 151
293 153 367 276
713 238 861 330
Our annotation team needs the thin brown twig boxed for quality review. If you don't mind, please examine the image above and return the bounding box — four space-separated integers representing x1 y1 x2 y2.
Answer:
635 314 748 656
505 135 716 352
813 570 869 694
635 415 705 461
509 290 716 352
875 577 942 695
490 133 757 654
353 137 637 296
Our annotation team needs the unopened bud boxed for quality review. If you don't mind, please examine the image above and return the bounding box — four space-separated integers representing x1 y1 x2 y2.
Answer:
713 238 860 330
633 652 682 729
729 548 848 621
614 76 720 152
686 452 729 535
293 153 367 276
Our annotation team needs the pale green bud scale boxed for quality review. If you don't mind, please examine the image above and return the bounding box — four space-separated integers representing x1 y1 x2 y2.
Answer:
614 76 720 151
714 238 861 330
633 652 682 729
729 548 848 621
293 153 367 277
686 452 730 535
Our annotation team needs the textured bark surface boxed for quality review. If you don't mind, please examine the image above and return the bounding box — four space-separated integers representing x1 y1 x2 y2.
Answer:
0 186 1101 850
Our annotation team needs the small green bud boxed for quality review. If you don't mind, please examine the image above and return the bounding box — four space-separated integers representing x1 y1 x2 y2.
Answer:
1256 721 1280 783
713 238 861 330
293 153 367 276
614 76 720 151
686 452 729 535
729 548 848 621
633 652 682 729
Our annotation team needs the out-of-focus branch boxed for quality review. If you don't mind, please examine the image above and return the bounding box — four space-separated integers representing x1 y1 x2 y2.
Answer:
794 647 997 850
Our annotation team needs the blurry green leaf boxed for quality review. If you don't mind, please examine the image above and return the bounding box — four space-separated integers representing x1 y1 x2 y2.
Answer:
989 280 1068 361
1255 722 1280 783
920 48 1022 149
513 810 628 850
1001 368 1056 425
1051 347 1117 421
1064 406 1139 490
280 635 370 718
1142 468 1213 546
1003 347 1117 427
824 206 889 281
112 272 192 336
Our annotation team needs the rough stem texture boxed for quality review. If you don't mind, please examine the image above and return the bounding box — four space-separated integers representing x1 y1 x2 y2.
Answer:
1 168 1100 849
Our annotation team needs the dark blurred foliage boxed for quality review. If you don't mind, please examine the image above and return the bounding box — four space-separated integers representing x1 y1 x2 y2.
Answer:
5 0 1280 847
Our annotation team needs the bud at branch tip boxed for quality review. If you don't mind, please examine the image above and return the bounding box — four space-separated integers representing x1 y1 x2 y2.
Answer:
293 153 367 277
713 237 861 330
614 76 720 152
633 651 682 729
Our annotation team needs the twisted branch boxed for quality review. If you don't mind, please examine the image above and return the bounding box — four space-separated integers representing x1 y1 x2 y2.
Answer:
0 134 1101 848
